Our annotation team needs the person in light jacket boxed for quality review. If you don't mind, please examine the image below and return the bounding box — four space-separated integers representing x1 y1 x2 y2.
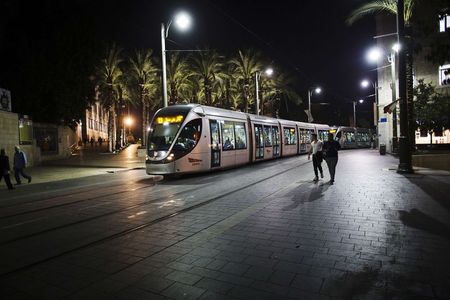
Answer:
13 146 32 184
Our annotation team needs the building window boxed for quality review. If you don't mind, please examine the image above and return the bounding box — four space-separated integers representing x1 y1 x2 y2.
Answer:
439 64 450 85
439 14 450 32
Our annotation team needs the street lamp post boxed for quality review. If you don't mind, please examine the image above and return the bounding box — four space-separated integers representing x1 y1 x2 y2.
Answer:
353 99 364 127
396 0 413 173
307 87 322 123
255 68 273 115
161 12 192 108
367 43 400 152
361 79 380 147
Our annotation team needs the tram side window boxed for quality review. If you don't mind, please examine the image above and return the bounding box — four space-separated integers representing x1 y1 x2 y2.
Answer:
173 119 202 152
264 126 272 146
344 132 355 143
234 122 247 149
222 121 235 150
284 127 296 145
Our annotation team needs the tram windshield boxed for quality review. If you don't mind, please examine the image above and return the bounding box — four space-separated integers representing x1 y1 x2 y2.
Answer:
148 115 185 152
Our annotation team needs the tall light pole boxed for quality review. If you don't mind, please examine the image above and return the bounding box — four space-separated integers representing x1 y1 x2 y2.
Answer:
307 87 321 123
255 67 273 115
353 99 364 127
161 11 192 108
367 43 400 152
361 79 380 147
397 0 413 173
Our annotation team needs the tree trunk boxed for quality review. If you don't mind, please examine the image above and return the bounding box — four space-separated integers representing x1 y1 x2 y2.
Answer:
115 101 122 150
406 49 415 152
141 90 147 147
108 106 114 152
429 131 433 146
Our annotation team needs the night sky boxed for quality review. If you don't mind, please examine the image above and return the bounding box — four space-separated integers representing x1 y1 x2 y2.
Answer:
0 0 377 126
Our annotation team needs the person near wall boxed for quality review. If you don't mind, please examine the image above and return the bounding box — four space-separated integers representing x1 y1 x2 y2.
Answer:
13 146 32 185
323 133 341 185
0 149 14 190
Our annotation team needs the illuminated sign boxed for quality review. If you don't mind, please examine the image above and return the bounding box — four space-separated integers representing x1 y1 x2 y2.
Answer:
329 129 337 133
155 115 184 124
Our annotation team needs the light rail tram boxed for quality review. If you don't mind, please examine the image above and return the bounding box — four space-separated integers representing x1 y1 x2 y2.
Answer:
146 104 371 175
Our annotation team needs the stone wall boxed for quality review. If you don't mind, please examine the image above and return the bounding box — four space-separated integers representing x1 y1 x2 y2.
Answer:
0 110 20 164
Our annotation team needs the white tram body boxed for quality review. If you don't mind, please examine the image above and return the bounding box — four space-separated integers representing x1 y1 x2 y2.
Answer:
146 104 369 175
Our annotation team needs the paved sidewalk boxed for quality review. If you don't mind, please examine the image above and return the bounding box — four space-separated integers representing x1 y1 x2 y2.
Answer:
0 144 145 187
1 150 450 299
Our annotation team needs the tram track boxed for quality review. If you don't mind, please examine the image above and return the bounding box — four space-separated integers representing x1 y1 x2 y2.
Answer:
0 159 309 278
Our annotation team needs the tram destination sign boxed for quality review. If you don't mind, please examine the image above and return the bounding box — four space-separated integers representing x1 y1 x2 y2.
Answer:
155 115 184 124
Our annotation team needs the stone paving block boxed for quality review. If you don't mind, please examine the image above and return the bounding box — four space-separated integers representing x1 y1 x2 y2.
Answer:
243 265 274 281
275 261 311 274
221 262 251 276
114 286 166 300
290 274 323 293
194 277 235 294
162 282 206 299
287 288 331 300
216 273 254 287
269 270 296 286
165 270 203 285
134 274 175 292
198 290 235 300
187 266 222 279
228 285 278 299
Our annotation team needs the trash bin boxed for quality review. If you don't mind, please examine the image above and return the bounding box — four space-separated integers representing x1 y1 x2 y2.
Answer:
379 144 386 155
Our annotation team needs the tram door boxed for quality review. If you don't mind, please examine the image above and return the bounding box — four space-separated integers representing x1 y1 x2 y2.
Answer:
254 124 264 159
272 126 280 157
210 120 221 167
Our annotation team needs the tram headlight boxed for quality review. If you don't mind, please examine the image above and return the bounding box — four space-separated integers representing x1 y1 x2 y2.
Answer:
166 153 175 161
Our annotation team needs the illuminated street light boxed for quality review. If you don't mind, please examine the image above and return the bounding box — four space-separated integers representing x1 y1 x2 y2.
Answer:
359 99 364 104
255 67 274 115
124 116 133 126
392 43 401 53
307 86 322 123
361 79 370 88
367 47 383 63
161 11 192 108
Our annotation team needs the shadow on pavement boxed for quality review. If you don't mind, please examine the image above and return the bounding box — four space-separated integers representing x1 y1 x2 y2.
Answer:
404 175 450 212
282 181 329 210
398 209 450 239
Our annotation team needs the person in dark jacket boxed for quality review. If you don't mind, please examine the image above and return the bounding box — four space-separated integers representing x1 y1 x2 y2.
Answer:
13 146 32 184
323 133 341 184
0 149 14 190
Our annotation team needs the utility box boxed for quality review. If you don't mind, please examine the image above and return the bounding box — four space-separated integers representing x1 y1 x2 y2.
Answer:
379 144 386 155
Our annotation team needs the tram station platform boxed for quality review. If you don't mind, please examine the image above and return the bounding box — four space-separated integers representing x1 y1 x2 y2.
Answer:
1 149 450 299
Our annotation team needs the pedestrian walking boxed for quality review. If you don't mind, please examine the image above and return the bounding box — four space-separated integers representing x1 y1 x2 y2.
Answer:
323 133 341 185
90 137 95 148
308 133 323 182
0 149 14 190
13 146 32 185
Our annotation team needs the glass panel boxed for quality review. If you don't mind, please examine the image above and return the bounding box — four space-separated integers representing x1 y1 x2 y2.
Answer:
222 121 235 150
272 126 280 145
234 122 247 149
264 126 272 146
173 119 202 154
210 120 220 167
440 17 446 32
283 127 296 145
148 123 180 151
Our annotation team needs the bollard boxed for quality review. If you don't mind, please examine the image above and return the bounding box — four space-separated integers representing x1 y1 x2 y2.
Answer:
379 144 386 155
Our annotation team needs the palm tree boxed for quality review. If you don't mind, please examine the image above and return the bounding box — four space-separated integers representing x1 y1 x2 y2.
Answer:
261 71 302 117
347 0 417 149
129 49 159 147
191 49 223 106
167 52 193 104
230 50 263 112
96 43 124 152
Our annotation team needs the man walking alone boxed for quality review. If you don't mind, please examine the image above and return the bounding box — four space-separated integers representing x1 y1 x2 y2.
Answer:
308 133 323 182
13 146 32 185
